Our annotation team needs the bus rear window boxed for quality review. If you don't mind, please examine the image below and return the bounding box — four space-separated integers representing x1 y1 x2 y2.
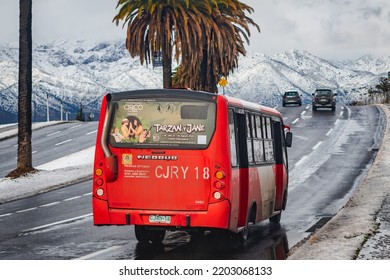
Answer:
181 105 209 119
109 98 216 149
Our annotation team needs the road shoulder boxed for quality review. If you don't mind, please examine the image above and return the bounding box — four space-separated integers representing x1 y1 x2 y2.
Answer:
288 104 390 259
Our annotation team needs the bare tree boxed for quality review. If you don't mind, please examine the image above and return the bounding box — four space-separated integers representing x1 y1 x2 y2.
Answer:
7 0 35 178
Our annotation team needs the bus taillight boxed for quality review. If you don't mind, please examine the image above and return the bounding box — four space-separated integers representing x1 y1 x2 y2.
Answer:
213 191 224 200
215 170 225 180
210 167 226 202
96 188 104 196
95 168 103 177
94 162 108 199
214 181 225 189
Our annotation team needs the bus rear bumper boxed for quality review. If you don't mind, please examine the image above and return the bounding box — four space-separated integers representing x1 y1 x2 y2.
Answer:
93 198 231 230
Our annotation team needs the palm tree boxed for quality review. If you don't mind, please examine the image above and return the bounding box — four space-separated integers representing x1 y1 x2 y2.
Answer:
179 0 259 92
375 77 390 103
7 0 35 178
113 0 259 92
114 0 206 89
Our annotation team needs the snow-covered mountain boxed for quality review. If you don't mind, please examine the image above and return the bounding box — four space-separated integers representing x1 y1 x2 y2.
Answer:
1 40 389 124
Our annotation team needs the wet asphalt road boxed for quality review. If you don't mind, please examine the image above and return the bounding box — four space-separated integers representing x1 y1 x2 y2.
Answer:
0 104 385 259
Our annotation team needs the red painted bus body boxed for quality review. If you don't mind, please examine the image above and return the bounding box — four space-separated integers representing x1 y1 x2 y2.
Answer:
92 89 291 242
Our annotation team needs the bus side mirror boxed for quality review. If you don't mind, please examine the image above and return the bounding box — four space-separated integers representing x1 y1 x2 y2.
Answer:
104 155 118 182
285 132 293 147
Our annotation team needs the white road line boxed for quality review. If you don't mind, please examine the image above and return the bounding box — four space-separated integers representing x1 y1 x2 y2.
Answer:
306 105 310 109
82 192 92 196
16 207 38 213
0 213 12 218
326 129 333 136
63 196 81 201
86 130 97 135
47 131 61 136
292 118 299 124
22 213 92 232
340 111 343 117
335 119 340 125
32 151 37 154
39 201 60 208
295 155 308 167
70 124 82 129
312 141 323 150
55 139 72 146
301 111 306 115
73 246 122 260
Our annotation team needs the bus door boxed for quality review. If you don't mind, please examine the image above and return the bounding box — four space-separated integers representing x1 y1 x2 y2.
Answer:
272 118 288 210
234 110 250 228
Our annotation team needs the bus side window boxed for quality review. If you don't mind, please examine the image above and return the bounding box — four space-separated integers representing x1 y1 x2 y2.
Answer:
228 109 239 167
264 116 275 163
253 114 265 164
246 113 255 165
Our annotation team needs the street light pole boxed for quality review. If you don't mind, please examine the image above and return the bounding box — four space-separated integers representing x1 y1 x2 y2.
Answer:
46 93 49 122
60 100 63 121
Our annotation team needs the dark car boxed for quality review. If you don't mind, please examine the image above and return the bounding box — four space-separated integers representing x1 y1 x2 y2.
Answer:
312 89 337 111
282 91 302 107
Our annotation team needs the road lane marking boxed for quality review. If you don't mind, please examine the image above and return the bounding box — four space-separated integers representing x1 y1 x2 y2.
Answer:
301 111 306 115
2 194 91 217
86 130 97 135
335 119 340 125
73 246 122 260
63 196 81 201
306 105 310 109
326 129 333 136
292 118 299 124
293 135 309 141
16 207 38 213
21 213 92 233
0 213 13 218
55 139 72 146
312 141 322 150
295 155 308 167
69 124 82 129
32 151 37 154
39 201 60 208
47 131 61 136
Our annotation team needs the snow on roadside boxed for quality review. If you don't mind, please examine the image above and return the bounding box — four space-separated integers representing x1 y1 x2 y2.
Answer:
0 146 94 204
37 146 95 171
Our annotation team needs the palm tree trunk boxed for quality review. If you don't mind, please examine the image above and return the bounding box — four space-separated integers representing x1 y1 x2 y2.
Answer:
161 30 172 89
7 0 35 178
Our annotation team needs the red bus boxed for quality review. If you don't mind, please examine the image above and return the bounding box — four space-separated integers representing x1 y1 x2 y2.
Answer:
92 89 292 243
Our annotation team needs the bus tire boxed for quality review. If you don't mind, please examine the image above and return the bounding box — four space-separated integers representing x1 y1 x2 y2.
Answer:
269 212 281 224
135 225 166 243
148 229 166 243
134 225 149 242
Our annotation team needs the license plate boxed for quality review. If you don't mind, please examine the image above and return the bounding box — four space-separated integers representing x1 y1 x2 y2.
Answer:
149 215 171 224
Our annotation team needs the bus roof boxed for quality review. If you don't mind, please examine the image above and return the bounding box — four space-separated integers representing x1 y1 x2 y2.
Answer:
224 95 282 117
106 89 281 117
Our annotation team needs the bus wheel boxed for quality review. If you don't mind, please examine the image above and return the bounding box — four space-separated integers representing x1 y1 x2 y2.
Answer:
148 229 166 243
269 212 281 224
134 225 149 242
135 225 166 243
238 220 253 244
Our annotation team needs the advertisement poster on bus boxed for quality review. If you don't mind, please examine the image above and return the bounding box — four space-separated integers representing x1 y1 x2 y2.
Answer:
109 99 216 148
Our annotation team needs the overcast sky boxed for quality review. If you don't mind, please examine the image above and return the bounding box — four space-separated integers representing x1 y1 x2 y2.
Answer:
0 0 389 60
